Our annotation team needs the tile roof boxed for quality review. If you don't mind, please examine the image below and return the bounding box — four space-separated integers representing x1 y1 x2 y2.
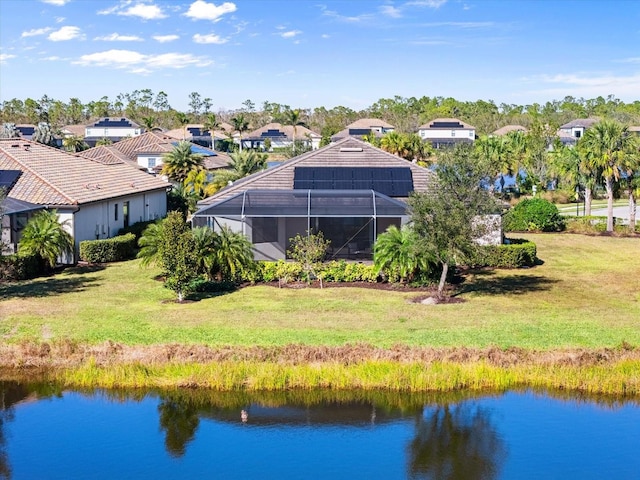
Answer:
245 122 321 140
492 125 527 136
198 137 436 205
164 122 234 140
330 118 396 141
418 118 475 130
61 124 87 137
559 118 599 129
0 139 168 207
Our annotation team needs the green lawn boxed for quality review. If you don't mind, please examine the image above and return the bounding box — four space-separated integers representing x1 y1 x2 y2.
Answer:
1 233 639 349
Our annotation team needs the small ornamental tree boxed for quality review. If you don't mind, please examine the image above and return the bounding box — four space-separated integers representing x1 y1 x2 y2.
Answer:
18 209 74 271
287 230 330 283
373 224 434 284
158 211 198 302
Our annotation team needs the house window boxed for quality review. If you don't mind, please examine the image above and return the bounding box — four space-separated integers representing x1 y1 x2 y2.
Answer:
148 158 156 168
574 130 582 138
451 131 456 137
123 201 130 228
252 217 278 243
114 204 118 221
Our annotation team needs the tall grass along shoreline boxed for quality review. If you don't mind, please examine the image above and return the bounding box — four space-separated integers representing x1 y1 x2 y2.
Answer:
1 341 638 396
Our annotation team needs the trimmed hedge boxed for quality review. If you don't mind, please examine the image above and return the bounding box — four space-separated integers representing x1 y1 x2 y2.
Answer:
504 198 565 232
467 238 537 268
117 220 158 241
245 260 379 284
79 233 136 263
0 253 43 281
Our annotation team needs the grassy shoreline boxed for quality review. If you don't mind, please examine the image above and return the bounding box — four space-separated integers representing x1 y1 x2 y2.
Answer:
1 342 639 396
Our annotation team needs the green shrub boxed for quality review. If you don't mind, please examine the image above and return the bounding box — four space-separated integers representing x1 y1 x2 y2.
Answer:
317 261 379 283
467 238 537 268
79 233 137 263
503 198 565 232
246 260 379 284
0 253 43 281
117 220 158 241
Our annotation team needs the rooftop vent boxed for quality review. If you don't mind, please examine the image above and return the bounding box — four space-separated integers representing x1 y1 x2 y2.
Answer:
339 147 363 152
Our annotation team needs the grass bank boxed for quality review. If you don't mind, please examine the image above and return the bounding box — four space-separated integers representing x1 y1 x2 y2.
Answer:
2 342 639 396
1 234 639 349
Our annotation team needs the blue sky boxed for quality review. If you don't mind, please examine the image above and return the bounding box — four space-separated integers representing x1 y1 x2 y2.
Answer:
1 0 639 112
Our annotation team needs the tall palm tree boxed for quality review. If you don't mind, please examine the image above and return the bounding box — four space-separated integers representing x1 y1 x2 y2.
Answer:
161 141 204 183
621 137 640 230
18 209 74 270
203 113 221 150
231 114 249 151
141 116 157 132
474 135 512 193
174 112 190 140
579 119 632 232
284 108 303 150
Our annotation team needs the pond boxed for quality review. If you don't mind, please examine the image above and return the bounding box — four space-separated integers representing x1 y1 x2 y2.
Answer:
1 382 639 479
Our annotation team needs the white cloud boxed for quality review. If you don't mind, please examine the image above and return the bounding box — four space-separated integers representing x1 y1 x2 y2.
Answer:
41 0 71 5
617 57 640 64
99 2 167 20
405 0 448 7
0 54 17 64
380 5 402 18
321 34 330 39
184 1 237 21
55 16 66 23
43 56 61 61
94 33 144 41
193 33 228 44
74 49 212 73
280 30 302 39
528 72 640 100
48 26 84 41
22 27 53 38
153 34 180 43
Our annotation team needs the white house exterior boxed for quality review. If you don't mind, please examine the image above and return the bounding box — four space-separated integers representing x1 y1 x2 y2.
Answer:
0 139 169 262
418 118 476 148
84 118 142 146
241 123 322 151
557 118 599 145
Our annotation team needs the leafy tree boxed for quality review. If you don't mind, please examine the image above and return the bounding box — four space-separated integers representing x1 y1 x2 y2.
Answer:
408 145 496 298
579 119 634 232
32 123 56 146
0 123 19 139
18 209 74 270
157 211 198 302
373 224 433 283
161 141 204 183
62 135 89 153
287 230 330 283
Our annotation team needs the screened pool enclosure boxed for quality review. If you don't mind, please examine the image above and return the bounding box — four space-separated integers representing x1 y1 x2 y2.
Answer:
192 189 410 261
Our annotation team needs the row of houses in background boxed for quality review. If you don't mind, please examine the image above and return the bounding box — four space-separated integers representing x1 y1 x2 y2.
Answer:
3 114 638 266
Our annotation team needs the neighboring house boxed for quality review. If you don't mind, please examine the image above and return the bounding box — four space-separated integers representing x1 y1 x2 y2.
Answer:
60 124 87 138
418 118 476 148
165 122 234 149
1 169 44 254
241 123 322 151
330 119 395 142
15 124 36 140
492 125 527 136
192 137 438 261
80 131 230 174
84 117 142 147
556 118 599 145
0 139 169 262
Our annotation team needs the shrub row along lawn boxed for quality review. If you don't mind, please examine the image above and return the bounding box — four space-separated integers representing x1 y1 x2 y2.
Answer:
1 233 639 350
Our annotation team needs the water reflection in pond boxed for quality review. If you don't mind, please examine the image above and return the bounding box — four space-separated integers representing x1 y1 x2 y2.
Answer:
0 382 639 479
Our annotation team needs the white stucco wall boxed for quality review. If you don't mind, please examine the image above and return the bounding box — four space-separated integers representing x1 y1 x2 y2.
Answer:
85 127 141 138
137 154 164 173
419 128 475 140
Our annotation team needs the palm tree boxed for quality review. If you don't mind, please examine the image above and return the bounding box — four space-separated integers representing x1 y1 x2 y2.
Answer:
137 220 165 267
174 112 190 140
579 119 633 232
62 135 89 153
212 225 254 282
231 114 249 151
141 116 157 132
32 124 56 146
284 108 303 150
18 209 74 270
621 137 640 230
191 226 218 280
203 113 221 150
161 141 204 183
212 150 267 188
474 135 512 193
380 131 407 158
373 224 433 283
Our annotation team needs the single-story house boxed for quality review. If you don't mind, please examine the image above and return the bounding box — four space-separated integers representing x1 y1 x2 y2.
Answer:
0 138 169 262
492 125 527 136
331 119 395 143
192 137 437 261
418 118 476 148
1 170 44 254
80 131 230 174
239 123 321 151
